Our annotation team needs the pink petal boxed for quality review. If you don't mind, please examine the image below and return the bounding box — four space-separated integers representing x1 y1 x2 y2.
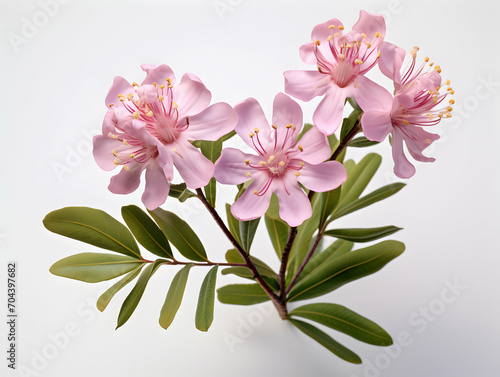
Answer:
311 18 343 42
105 76 133 108
298 161 347 192
378 42 405 84
299 42 319 65
231 172 273 222
284 70 331 101
141 64 176 86
171 137 214 189
272 92 303 133
184 102 237 141
234 97 271 150
353 10 386 40
214 148 260 185
313 86 350 135
101 109 118 136
276 172 312 227
108 163 144 195
142 162 170 210
173 73 212 117
93 135 121 171
391 128 415 179
361 110 393 142
288 126 331 164
401 125 439 163
354 75 393 112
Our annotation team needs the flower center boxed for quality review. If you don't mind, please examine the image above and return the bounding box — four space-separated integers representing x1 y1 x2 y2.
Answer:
109 130 159 168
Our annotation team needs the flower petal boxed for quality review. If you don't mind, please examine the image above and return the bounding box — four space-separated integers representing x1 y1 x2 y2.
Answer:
214 148 260 185
391 127 415 179
276 172 312 227
173 73 212 117
313 86 350 135
108 163 144 195
231 172 273 221
171 136 214 188
378 42 405 84
353 10 386 40
272 92 303 134
288 126 331 164
142 162 170 210
311 18 343 43
141 64 176 86
354 75 393 112
105 76 134 108
184 102 237 141
284 70 330 102
401 125 439 163
234 97 271 150
361 110 393 142
93 135 121 171
298 161 347 192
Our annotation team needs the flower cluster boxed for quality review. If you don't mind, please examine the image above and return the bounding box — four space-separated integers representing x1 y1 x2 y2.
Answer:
93 10 453 224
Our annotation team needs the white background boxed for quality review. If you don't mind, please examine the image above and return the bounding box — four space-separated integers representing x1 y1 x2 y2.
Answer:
1 0 499 376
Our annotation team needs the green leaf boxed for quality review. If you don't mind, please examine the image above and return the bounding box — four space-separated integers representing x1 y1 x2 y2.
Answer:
204 178 217 208
201 138 223 208
324 226 402 243
168 183 196 202
331 183 406 221
239 218 260 253
217 284 270 306
96 264 144 312
288 319 362 364
264 215 290 259
265 194 280 220
159 264 193 329
149 209 208 262
221 130 236 142
294 239 354 284
116 261 164 328
348 136 380 148
50 253 144 283
288 240 405 302
195 266 218 332
318 187 341 230
290 303 393 346
347 97 362 111
121 205 173 259
224 249 278 278
221 267 280 291
225 204 242 247
339 108 363 142
43 207 141 258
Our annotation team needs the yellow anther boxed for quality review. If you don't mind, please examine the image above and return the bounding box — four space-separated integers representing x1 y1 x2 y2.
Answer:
436 87 440 92
413 46 420 51
334 32 340 37
286 123 294 129
147 110 154 117
159 84 165 89
445 80 451 86
361 33 367 39
259 161 267 166
314 40 321 46
108 103 114 108
245 159 250 165
127 93 134 100
268 155 275 163
433 97 438 104
133 112 139 119
253 190 259 195
123 139 130 146
109 133 118 139
429 62 434 67
366 42 371 48
158 96 164 101
166 78 172 84
130 153 135 158
450 90 455 95
447 106 453 112
152 82 157 87
118 94 125 98
339 53 345 60
355 59 363 65
449 99 455 104
328 25 336 29
112 150 118 157
132 82 139 87
338 25 344 31
254 128 259 133
300 162 305 167
295 172 301 177
402 120 409 125
271 124 278 130
173 147 183 159
279 161 285 166
327 35 334 42
172 101 178 109
436 68 442 73
377 51 381 58
249 133 255 138
410 49 418 58
425 139 431 144
298 144 304 152
113 158 121 165
123 165 130 171
424 57 429 62
375 32 382 38
447 87 453 91
246 172 252 177
119 98 125 102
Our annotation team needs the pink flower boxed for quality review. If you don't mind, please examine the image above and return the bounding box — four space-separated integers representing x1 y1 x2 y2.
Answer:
214 93 347 227
361 45 455 178
93 64 238 209
284 10 388 135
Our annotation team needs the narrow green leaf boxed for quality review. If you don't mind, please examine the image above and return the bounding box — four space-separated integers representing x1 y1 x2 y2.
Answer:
50 253 144 283
204 178 218 208
116 261 164 328
224 249 278 278
324 226 402 243
217 284 270 306
264 215 290 259
331 183 406 221
195 265 218 332
43 207 141 258
294 239 354 284
239 218 260 253
221 130 236 142
348 136 380 148
340 109 363 142
159 264 193 329
96 264 144 312
288 319 362 364
347 97 362 111
318 187 341 230
288 240 405 302
221 267 280 291
290 303 393 346
169 183 196 202
121 205 173 259
201 138 223 208
226 204 242 247
149 209 208 262
265 194 280 220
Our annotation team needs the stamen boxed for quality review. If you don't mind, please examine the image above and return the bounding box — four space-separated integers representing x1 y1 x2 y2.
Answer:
338 25 344 31
271 124 278 130
328 25 335 29
375 32 382 38
147 110 154 117
133 112 139 119
173 147 184 159
254 128 259 133
314 40 321 46
279 161 285 166
298 144 304 152
127 93 134 100
108 103 114 108
112 150 118 157
123 165 130 171
355 59 363 65
327 35 334 42
259 161 267 166
245 159 250 165
249 133 255 138
295 172 301 177
246 172 252 177
159 84 165 89
132 82 139 87
123 139 130 146
158 96 164 101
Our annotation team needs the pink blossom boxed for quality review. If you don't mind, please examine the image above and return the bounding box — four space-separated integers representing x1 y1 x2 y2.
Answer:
93 64 238 209
361 45 455 178
284 10 388 135
214 93 347 227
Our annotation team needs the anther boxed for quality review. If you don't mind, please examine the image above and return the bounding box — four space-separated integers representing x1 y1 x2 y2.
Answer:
327 35 334 42
424 57 429 62
314 40 321 46
271 124 278 130
147 110 154 117
123 139 129 146
402 120 409 125
132 82 139 87
108 103 114 108
298 144 304 152
249 133 255 138
259 161 267 166
429 62 434 67
158 96 164 101
245 159 250 165
279 161 285 166
123 165 130 171
375 32 382 38
172 101 178 109
130 153 135 158
339 53 345 60
152 82 157 87
133 112 139 119
127 93 134 100
377 51 381 58
361 33 367 39
254 128 259 133
355 59 363 65
295 172 301 177
449 99 455 104
338 25 344 31
112 150 118 157
173 147 184 159
328 25 335 29
268 156 275 163
425 139 431 144
366 42 371 48
445 80 451 86
253 190 259 195
160 84 165 89
246 172 252 177
113 158 121 165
